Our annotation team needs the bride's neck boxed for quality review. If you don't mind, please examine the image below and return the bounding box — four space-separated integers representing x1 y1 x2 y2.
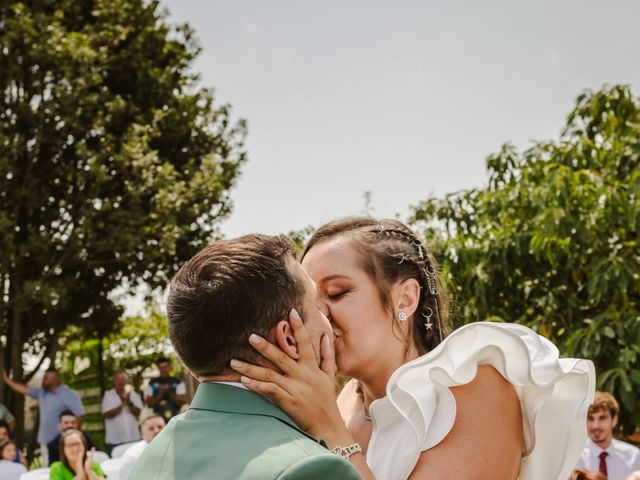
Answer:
357 363 398 405
358 345 421 406
359 381 386 408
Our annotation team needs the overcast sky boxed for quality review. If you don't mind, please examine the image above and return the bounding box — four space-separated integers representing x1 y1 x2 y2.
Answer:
159 0 640 238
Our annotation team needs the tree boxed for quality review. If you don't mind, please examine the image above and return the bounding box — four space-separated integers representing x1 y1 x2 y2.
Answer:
102 307 178 390
287 226 315 252
59 304 178 392
411 85 640 434
0 0 246 435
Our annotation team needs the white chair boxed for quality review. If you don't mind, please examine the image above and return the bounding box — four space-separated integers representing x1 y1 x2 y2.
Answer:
0 461 27 480
18 468 48 480
93 451 110 464
100 458 125 480
111 442 138 459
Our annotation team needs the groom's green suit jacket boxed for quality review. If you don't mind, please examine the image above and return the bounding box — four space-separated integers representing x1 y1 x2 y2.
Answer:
128 382 361 479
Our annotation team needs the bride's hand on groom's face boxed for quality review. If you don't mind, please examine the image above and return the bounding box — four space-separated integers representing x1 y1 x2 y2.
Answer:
229 309 345 439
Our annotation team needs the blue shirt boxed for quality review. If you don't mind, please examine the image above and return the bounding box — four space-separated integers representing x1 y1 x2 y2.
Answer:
28 385 84 444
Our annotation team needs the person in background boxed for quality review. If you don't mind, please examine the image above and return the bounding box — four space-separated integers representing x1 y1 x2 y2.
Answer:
144 358 186 421
0 438 27 467
101 371 143 455
47 411 95 464
0 420 26 466
119 414 166 479
0 439 27 477
49 429 105 480
2 368 84 466
575 391 640 480
568 469 607 480
627 471 640 480
0 403 15 433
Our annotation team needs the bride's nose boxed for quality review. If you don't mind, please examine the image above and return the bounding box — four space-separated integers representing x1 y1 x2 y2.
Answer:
317 299 330 317
317 301 337 328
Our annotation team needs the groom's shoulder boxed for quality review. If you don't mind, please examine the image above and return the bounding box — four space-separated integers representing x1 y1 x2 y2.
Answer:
276 453 361 479
129 406 359 479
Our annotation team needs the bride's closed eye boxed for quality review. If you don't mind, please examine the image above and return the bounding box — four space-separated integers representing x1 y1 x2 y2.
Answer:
327 290 349 301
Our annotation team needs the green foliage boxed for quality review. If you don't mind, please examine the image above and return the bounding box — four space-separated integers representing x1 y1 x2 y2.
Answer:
0 0 246 432
59 304 178 390
103 305 180 388
58 338 106 448
411 85 640 434
287 226 315 252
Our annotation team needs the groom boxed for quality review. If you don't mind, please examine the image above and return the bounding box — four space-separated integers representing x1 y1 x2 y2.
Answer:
129 234 360 479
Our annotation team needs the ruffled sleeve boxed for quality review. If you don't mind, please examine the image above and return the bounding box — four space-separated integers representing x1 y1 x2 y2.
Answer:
365 322 595 480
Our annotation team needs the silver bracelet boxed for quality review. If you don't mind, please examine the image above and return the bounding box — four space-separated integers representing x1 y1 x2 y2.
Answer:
331 443 362 459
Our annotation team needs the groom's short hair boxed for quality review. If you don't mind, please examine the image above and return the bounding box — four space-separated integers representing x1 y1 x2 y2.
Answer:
167 234 305 376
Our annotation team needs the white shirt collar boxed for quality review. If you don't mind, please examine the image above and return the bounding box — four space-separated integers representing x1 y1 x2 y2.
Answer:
209 380 249 391
587 437 614 454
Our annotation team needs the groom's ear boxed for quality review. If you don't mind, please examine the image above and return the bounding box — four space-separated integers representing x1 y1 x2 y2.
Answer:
273 320 300 360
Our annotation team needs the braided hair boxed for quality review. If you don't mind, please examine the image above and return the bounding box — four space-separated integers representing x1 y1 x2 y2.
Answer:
302 216 450 356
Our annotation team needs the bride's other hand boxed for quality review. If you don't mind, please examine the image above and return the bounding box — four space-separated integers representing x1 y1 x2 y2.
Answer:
230 309 346 441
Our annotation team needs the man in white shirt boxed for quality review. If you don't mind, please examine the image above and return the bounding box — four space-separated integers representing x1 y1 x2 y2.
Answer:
102 371 144 454
575 391 640 480
119 414 165 479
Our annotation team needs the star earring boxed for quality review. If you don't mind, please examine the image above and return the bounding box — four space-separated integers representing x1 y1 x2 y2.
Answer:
422 307 433 330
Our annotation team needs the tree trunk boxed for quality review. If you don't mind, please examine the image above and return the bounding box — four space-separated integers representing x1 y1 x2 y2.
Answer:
0 270 8 404
98 337 105 397
7 269 26 445
0 338 4 401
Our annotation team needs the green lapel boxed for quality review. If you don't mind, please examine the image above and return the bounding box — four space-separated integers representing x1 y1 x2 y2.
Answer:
190 382 321 444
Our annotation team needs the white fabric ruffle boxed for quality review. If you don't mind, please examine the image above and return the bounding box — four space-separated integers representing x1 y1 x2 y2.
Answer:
366 322 595 480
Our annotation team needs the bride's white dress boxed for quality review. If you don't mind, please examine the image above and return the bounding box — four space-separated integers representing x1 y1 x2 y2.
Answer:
365 322 595 480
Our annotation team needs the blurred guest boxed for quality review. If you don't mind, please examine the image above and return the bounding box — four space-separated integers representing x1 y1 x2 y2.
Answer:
0 421 9 442
0 403 15 433
0 421 25 466
627 471 640 480
144 358 185 421
101 372 143 454
575 391 640 480
119 414 165 479
47 411 95 464
0 440 27 477
569 468 607 480
49 429 105 480
0 426 27 465
0 438 26 467
2 368 84 466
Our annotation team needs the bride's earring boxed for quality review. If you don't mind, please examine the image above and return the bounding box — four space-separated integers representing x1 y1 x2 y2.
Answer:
422 307 433 330
397 311 408 322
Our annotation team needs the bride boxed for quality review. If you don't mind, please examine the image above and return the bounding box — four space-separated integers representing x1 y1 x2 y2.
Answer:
231 216 595 479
